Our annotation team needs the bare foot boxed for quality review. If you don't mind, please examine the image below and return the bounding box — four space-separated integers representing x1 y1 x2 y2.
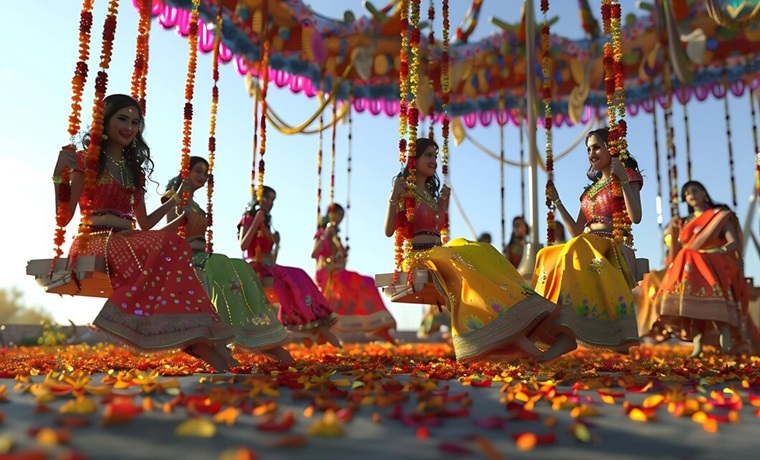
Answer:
688 333 703 358
186 343 231 372
317 327 342 348
261 346 294 364
369 328 396 344
540 332 577 362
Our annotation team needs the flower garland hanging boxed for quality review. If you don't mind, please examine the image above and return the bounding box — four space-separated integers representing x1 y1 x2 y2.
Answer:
53 0 95 264
402 0 422 284
346 84 354 253
205 6 223 253
316 105 324 228
255 36 271 204
329 94 339 221
541 0 555 245
749 69 760 199
79 0 120 254
130 0 151 113
393 0 411 280
601 0 632 246
722 65 738 208
439 0 450 245
176 0 201 239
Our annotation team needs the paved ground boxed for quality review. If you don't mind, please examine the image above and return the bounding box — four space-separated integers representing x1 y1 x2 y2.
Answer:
0 333 758 459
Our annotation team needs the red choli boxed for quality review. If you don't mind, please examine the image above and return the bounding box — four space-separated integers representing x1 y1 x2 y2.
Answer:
240 214 274 260
76 151 143 221
184 200 207 240
580 167 642 226
412 199 446 236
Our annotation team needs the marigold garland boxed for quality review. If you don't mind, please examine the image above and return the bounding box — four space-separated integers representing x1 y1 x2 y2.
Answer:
205 7 223 253
130 0 151 113
53 0 95 265
393 0 411 282
541 0 555 245
439 0 450 244
176 0 201 239
79 0 120 254
256 36 271 204
601 0 631 245
427 0 436 137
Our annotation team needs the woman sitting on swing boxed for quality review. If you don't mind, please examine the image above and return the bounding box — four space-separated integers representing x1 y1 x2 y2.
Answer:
238 186 339 347
384 137 564 362
533 127 642 360
53 94 238 372
312 203 397 343
645 180 760 356
164 156 293 363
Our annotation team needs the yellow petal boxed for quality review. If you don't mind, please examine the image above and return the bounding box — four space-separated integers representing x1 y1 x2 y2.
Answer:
175 417 217 438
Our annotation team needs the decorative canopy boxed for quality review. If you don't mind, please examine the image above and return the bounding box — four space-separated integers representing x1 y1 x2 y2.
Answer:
143 0 760 127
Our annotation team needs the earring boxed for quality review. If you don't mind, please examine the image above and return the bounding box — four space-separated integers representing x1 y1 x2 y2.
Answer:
131 139 137 148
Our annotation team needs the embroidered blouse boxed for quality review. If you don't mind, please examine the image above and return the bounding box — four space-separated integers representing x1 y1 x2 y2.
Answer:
240 214 274 260
580 167 643 227
76 151 141 222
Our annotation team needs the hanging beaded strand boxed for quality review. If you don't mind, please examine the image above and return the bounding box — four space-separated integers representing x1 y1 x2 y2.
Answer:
79 0 121 255
329 92 339 226
680 89 692 181
749 69 760 200
316 107 324 228
541 0 555 245
499 90 506 251
53 0 95 267
130 0 151 113
176 0 201 239
722 64 738 207
346 83 354 254
439 0 450 244
650 84 666 258
663 62 679 219
205 5 223 253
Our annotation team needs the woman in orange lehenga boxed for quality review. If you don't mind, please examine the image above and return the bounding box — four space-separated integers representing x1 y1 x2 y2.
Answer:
312 204 397 342
53 94 238 372
646 181 760 356
384 138 562 363
533 128 643 360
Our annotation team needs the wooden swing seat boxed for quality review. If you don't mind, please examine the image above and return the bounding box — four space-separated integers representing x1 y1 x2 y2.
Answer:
635 258 649 283
26 256 112 298
374 269 445 305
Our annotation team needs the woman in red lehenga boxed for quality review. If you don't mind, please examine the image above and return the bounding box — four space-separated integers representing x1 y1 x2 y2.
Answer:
312 204 396 343
238 186 339 346
53 94 238 371
646 181 760 357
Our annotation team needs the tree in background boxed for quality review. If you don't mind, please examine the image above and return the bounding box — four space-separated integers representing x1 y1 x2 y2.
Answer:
0 287 53 324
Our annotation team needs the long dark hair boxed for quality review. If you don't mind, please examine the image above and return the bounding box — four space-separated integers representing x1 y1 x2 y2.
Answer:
237 185 276 237
319 203 345 230
165 156 208 192
82 94 153 192
394 137 441 199
507 215 529 247
584 128 640 184
680 180 729 216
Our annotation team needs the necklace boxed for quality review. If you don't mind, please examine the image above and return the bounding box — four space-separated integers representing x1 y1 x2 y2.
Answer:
106 155 133 188
413 188 438 209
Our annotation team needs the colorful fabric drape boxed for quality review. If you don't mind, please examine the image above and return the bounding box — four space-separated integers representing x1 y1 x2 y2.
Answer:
181 200 289 351
240 214 336 331
531 232 640 350
313 228 396 336
412 238 558 362
647 208 760 353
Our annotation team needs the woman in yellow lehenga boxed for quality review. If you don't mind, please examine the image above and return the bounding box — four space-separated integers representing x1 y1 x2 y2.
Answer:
532 128 643 360
384 138 563 362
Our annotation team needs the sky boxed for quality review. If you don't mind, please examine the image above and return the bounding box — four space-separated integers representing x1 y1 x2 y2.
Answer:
2 0 759 332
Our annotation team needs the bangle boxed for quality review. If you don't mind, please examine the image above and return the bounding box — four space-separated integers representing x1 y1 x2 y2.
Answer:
553 199 562 206
52 175 63 184
389 197 398 204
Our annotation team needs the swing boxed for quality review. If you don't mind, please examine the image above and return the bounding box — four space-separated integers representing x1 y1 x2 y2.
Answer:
374 269 444 305
25 1 154 298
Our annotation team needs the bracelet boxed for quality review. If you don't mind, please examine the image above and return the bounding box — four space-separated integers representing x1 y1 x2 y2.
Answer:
553 199 562 206
52 175 63 184
389 197 399 204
